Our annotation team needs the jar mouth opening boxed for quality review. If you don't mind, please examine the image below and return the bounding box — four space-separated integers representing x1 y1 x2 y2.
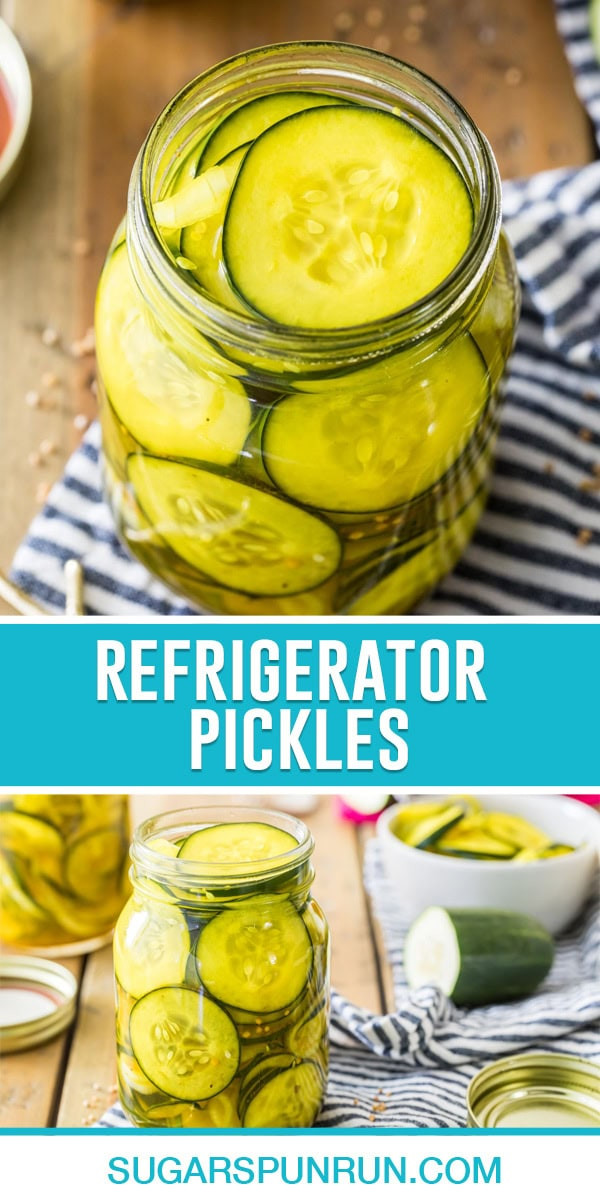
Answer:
132 804 314 890
132 41 502 364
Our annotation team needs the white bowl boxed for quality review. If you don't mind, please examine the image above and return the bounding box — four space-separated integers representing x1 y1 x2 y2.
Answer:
0 19 32 202
377 794 599 934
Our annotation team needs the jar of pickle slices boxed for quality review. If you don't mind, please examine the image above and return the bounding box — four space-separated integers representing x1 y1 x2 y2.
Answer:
95 42 519 616
0 795 130 954
114 807 330 1128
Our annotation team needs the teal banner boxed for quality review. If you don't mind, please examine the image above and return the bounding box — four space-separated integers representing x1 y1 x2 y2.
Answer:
0 620 597 787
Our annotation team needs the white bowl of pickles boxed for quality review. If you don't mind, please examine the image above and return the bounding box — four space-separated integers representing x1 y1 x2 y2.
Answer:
377 794 600 934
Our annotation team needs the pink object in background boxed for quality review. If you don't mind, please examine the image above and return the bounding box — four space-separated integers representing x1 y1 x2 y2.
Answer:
566 794 600 806
334 793 397 824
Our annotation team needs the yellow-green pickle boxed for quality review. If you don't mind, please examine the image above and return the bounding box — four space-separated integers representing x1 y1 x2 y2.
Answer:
95 43 519 615
114 807 330 1128
0 795 130 953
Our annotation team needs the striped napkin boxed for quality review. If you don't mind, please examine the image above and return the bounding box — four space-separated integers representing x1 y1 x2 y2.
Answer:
10 0 600 616
96 843 600 1130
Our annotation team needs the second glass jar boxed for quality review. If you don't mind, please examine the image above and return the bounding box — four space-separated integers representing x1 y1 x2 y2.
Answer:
114 806 330 1128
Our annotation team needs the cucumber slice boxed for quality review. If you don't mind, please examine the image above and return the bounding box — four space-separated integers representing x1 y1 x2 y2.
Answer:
22 871 118 939
128 455 341 597
263 337 488 512
180 146 249 312
404 907 555 1007
65 828 125 902
240 1051 298 1106
401 804 465 849
434 829 516 859
196 897 312 1014
223 105 472 328
286 1001 328 1059
0 811 64 885
200 92 342 170
241 1060 323 1127
178 822 298 868
96 243 250 463
114 882 191 998
0 850 48 939
130 987 239 1101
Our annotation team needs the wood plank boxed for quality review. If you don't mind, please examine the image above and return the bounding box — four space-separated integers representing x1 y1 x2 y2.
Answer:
357 822 396 1014
0 0 91 610
55 944 118 1128
0 955 84 1128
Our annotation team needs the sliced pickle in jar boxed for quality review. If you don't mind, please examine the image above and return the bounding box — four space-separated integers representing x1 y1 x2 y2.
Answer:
127 455 342 596
241 1059 323 1128
286 1000 328 1059
65 828 126 902
0 811 65 885
0 851 48 941
129 986 240 1101
95 243 250 463
199 92 342 170
196 897 313 1014
262 337 489 512
180 146 250 313
223 105 473 328
113 880 191 999
178 821 298 867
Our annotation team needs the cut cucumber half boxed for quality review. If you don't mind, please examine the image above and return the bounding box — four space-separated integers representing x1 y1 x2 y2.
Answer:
130 987 239 1101
96 243 250 462
127 455 342 596
180 146 249 312
404 907 555 1007
65 828 125 902
199 92 342 170
262 337 488 512
241 1060 323 1127
178 822 298 868
223 105 472 328
196 897 313 1013
114 882 191 998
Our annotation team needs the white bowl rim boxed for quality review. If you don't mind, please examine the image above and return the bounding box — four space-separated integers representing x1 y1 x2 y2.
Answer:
377 793 598 871
0 19 32 186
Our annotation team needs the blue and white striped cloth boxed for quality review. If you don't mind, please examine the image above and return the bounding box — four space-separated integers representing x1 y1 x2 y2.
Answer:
10 0 600 615
96 843 600 1129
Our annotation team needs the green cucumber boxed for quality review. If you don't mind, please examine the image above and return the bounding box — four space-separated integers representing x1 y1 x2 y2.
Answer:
262 337 488 512
178 822 298 867
404 907 555 1007
241 1059 323 1127
127 455 342 597
199 92 342 170
196 897 312 1014
113 881 191 998
130 986 239 1101
223 105 472 328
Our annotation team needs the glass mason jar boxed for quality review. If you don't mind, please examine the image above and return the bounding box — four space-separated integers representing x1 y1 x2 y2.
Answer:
0 795 130 954
95 42 519 616
114 806 330 1128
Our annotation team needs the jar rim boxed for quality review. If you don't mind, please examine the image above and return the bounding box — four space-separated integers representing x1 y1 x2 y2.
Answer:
131 804 315 893
130 40 502 369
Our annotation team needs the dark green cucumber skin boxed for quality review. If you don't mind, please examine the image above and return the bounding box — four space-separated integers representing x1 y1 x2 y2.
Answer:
445 909 554 1007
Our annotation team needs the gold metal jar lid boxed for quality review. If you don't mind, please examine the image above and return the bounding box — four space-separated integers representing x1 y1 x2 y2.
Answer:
468 1053 600 1129
0 955 78 1053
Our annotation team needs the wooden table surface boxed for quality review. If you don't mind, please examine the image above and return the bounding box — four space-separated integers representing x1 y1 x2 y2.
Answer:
0 795 395 1128
0 0 596 612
